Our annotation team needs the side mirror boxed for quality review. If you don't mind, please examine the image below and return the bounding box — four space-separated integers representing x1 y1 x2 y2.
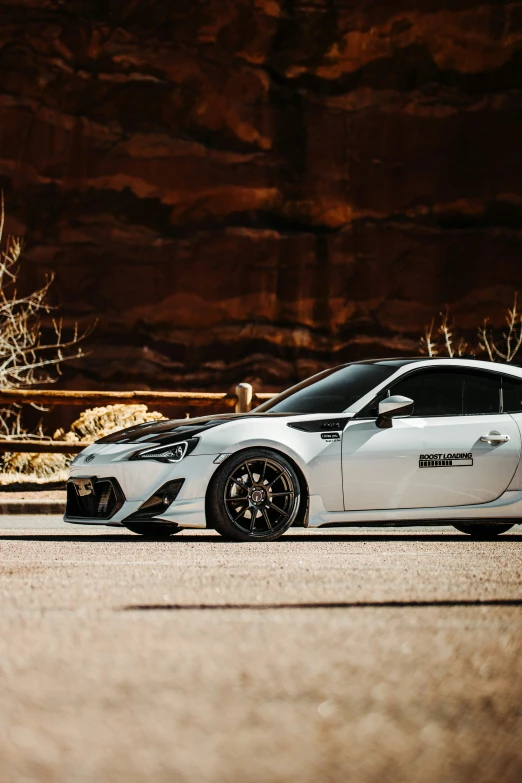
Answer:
376 395 414 429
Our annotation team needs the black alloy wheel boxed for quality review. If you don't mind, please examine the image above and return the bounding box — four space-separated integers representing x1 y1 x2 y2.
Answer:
124 522 182 538
453 523 514 538
209 448 301 541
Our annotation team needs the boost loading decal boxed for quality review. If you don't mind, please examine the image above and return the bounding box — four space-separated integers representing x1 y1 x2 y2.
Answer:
419 453 473 468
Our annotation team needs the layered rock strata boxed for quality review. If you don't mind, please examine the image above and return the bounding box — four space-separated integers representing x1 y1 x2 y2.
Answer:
0 0 521 389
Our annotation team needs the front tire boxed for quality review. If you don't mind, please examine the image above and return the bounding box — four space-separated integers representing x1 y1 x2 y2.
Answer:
453 523 514 538
124 522 182 538
208 448 301 542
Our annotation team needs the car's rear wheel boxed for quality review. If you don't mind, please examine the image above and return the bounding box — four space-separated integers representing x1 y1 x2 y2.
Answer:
208 448 301 542
453 523 514 538
124 522 182 538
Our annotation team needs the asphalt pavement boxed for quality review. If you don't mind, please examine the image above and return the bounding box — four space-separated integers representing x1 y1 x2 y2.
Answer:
0 516 521 783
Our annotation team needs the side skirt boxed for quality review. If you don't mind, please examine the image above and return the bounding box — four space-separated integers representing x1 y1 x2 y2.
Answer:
319 519 516 528
309 489 522 528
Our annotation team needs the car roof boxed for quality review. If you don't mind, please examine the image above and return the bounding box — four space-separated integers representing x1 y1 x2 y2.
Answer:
349 356 522 377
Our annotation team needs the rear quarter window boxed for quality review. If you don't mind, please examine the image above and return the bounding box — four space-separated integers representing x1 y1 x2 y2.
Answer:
502 376 522 412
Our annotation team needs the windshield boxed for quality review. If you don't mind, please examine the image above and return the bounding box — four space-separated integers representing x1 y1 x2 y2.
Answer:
255 364 397 414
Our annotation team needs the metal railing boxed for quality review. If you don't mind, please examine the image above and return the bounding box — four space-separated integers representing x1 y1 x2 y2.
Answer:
0 383 277 454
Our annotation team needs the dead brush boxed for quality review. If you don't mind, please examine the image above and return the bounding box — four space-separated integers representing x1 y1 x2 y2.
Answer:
0 193 92 432
0 404 166 484
56 403 165 443
421 294 522 363
0 192 96 481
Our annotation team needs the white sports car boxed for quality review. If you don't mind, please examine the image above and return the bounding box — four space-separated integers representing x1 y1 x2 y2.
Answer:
65 357 522 540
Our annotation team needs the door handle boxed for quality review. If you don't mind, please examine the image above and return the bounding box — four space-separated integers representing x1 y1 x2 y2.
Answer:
480 431 510 445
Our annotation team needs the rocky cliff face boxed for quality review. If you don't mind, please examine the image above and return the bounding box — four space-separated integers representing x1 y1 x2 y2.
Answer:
1 0 521 390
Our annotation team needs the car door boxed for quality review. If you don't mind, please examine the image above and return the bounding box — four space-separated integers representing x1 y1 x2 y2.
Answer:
342 367 521 510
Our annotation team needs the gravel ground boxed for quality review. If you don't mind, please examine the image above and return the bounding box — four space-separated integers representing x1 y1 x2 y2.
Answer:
0 518 521 783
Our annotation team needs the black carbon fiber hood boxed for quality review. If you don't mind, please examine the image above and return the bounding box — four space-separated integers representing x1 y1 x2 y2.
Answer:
95 412 288 445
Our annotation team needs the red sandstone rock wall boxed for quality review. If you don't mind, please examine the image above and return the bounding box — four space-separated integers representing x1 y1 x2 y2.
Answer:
1 0 521 389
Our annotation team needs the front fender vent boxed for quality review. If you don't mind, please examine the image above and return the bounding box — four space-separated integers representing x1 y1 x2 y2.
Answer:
287 418 349 433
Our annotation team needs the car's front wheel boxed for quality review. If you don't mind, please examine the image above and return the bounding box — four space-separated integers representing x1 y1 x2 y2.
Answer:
453 523 514 538
124 522 182 538
208 448 301 542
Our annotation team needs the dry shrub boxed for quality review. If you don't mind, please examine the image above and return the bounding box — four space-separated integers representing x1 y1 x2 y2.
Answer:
0 451 70 484
57 403 165 443
0 193 92 438
0 404 165 484
421 294 522 363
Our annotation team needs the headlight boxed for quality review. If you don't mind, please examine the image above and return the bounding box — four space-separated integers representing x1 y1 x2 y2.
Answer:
130 437 199 464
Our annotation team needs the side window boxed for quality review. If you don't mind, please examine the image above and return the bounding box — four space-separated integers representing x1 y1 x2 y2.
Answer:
463 373 500 415
502 376 522 412
394 370 501 416
358 368 502 418
392 370 463 416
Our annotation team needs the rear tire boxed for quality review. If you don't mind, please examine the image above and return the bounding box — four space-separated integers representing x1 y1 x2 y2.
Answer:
453 523 514 538
124 522 182 538
208 448 301 542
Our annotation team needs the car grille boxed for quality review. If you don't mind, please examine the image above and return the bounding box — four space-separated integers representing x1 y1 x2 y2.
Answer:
66 477 125 520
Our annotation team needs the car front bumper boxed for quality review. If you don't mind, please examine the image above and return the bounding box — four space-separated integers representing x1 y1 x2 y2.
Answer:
65 446 221 528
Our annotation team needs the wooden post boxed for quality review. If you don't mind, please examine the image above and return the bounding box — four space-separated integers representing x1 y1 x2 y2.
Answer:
235 383 253 413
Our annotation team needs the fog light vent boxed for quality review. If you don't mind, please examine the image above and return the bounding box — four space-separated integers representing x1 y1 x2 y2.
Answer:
126 479 185 521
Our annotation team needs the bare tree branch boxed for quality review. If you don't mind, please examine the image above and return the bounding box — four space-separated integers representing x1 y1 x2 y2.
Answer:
439 308 455 358
420 319 439 357
425 294 522 364
0 193 94 438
